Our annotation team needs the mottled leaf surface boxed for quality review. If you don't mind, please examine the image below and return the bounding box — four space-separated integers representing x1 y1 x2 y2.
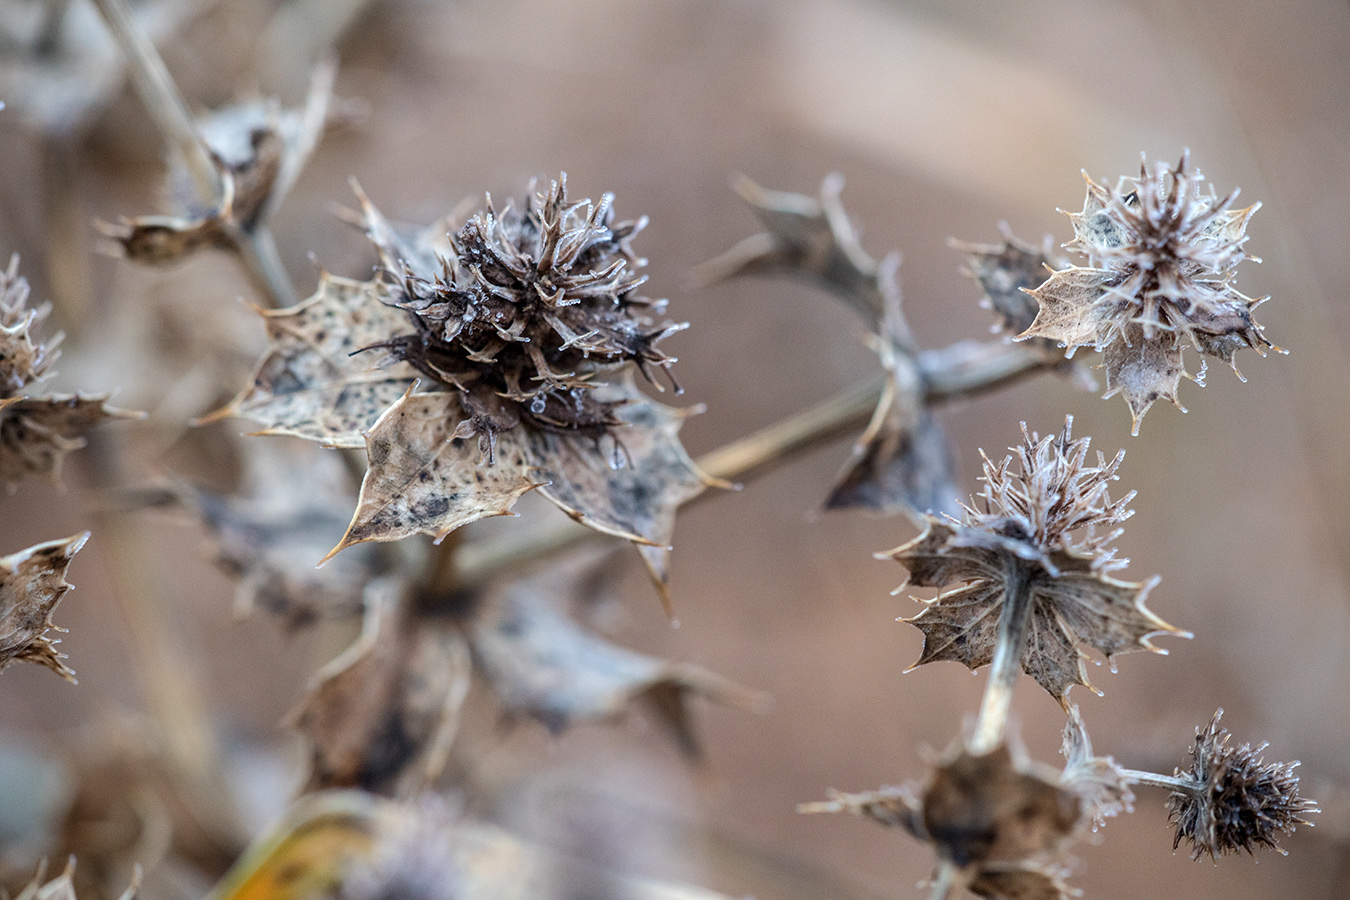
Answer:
221 274 418 448
526 390 709 549
0 532 87 681
330 391 544 557
1101 323 1186 434
1020 267 1119 350
292 578 470 796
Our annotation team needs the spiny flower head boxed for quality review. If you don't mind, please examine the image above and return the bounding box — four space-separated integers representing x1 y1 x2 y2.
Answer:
371 175 685 453
1022 152 1278 432
1168 710 1318 860
886 418 1184 704
961 416 1134 573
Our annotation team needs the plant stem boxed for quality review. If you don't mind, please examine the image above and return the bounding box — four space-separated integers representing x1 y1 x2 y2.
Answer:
970 560 1033 753
1119 769 1196 793
90 0 221 206
238 226 299 309
920 340 1056 403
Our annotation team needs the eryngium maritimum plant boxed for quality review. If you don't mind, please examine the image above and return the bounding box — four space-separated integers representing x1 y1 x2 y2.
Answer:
221 176 710 597
885 417 1187 706
1021 152 1278 432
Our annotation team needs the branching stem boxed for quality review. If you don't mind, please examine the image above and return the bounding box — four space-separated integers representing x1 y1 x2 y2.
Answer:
1119 769 1196 793
971 560 1033 753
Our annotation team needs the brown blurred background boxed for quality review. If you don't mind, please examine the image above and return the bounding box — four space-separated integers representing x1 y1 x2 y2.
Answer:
1 0 1349 898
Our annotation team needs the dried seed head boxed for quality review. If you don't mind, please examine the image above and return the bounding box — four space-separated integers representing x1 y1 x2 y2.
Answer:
0 254 59 396
368 175 684 451
1168 710 1318 860
1021 152 1278 432
886 418 1186 704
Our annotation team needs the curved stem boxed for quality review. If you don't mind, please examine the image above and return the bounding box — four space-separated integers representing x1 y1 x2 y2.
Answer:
970 560 1033 753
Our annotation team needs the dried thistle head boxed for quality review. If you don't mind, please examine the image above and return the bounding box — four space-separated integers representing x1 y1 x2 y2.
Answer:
1168 710 1318 860
0 254 59 397
886 418 1186 704
368 175 684 456
1022 152 1277 432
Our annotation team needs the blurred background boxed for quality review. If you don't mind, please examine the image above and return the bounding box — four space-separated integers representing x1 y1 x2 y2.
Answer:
1 0 1348 898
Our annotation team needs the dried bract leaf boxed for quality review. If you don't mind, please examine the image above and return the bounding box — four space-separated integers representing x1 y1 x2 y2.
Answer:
466 557 765 761
886 418 1185 704
968 862 1074 900
0 394 141 489
0 532 88 682
106 62 335 265
185 444 377 630
1059 704 1133 829
797 785 923 837
921 744 1080 867
1021 152 1277 432
217 273 419 448
1167 710 1317 859
696 173 886 321
950 226 1064 339
291 579 471 796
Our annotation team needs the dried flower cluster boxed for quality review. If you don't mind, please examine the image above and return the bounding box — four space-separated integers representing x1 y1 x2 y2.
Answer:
1167 710 1318 860
886 417 1185 704
1022 152 1276 431
368 175 685 457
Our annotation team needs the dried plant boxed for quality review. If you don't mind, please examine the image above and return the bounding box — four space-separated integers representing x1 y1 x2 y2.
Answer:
0 6 1322 900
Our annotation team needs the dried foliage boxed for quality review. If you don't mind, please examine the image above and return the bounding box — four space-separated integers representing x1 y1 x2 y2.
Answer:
104 62 335 267
0 532 88 682
0 257 138 487
1021 152 1277 432
1058 704 1133 829
950 226 1064 340
1167 710 1318 860
700 175 960 518
886 418 1186 704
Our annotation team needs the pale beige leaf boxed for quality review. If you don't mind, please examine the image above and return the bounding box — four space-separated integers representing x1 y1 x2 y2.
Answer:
526 390 709 550
0 394 142 488
329 391 544 558
1020 267 1117 348
0 532 88 682
291 578 471 796
220 273 418 448
1101 323 1185 434
950 227 1062 338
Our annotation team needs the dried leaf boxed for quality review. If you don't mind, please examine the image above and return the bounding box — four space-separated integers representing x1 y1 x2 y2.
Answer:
467 559 764 760
186 444 377 630
921 744 1079 868
1101 323 1186 434
1059 704 1133 828
0 394 141 489
1020 267 1120 350
217 273 418 448
329 390 545 558
0 255 59 395
0 532 87 682
950 227 1064 339
527 386 710 549
888 420 1187 705
107 62 336 265
797 786 923 836
696 173 886 322
292 579 471 796
968 862 1074 900
826 279 958 517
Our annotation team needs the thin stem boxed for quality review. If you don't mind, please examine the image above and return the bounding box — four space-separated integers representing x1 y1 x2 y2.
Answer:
90 0 220 206
921 340 1057 403
1119 769 1196 793
237 226 299 309
970 560 1034 753
927 861 962 900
